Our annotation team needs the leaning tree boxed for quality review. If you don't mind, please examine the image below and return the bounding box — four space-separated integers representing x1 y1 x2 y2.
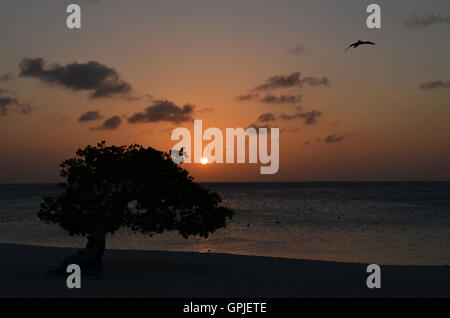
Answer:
38 141 233 275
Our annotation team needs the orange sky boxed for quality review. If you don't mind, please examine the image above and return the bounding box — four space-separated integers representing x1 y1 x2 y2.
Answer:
0 0 449 182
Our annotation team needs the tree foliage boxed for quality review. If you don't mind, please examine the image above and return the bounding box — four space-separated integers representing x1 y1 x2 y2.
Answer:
38 141 233 239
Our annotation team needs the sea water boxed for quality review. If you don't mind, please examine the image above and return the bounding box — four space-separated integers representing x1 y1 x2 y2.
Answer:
0 182 449 265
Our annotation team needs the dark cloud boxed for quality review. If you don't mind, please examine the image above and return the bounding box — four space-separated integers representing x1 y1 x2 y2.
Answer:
324 132 355 143
90 115 122 131
261 94 302 104
253 72 329 91
78 111 103 122
289 43 305 54
237 92 302 104
128 99 194 124
257 112 276 123
0 73 12 81
418 81 450 89
0 97 32 116
406 13 450 28
0 97 17 116
0 90 32 116
324 134 346 143
19 58 132 99
245 113 277 133
236 93 259 101
300 111 322 124
280 109 322 125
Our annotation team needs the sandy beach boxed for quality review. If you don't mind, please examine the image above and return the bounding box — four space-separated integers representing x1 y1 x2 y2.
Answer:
0 243 448 298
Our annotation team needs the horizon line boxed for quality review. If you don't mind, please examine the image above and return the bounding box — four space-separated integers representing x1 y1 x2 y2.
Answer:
0 180 449 185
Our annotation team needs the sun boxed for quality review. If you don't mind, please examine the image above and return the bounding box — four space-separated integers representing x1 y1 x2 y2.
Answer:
200 157 209 165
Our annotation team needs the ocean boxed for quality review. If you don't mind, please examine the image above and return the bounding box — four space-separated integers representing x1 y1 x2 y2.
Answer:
0 182 449 265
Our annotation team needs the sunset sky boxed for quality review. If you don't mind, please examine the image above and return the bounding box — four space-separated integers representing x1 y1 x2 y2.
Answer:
0 0 449 182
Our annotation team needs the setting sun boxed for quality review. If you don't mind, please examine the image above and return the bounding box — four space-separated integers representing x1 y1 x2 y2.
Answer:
200 157 209 165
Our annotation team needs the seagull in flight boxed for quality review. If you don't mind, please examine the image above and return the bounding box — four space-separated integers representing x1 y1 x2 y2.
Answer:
345 40 375 51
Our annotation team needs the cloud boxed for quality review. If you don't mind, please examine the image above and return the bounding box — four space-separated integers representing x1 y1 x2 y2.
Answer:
0 73 12 81
0 97 32 116
253 72 329 91
237 72 328 103
261 94 302 104
0 89 32 116
90 115 122 131
236 93 259 101
406 13 450 28
19 58 132 99
324 134 346 143
418 81 450 89
280 109 322 125
289 43 305 54
78 111 103 122
257 112 276 123
301 111 322 125
324 132 355 143
237 92 302 104
245 112 277 133
128 99 194 124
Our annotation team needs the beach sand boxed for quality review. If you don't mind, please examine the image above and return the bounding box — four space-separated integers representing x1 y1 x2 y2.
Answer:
0 243 448 298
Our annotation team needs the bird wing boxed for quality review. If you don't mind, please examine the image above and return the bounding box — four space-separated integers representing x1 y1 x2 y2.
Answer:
362 41 375 45
345 42 357 51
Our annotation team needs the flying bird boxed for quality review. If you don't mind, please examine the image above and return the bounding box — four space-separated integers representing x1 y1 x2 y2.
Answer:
345 40 375 51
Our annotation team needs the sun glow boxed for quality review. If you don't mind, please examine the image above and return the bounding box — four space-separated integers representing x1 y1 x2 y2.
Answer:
200 157 209 165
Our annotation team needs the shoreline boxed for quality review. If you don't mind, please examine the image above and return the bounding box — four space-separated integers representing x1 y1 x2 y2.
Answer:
3 240 449 266
1 243 449 298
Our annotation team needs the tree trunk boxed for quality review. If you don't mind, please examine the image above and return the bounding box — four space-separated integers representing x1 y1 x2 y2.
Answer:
48 216 108 277
85 216 108 270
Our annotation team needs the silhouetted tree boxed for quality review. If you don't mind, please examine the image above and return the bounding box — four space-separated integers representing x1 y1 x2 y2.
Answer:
38 141 233 275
